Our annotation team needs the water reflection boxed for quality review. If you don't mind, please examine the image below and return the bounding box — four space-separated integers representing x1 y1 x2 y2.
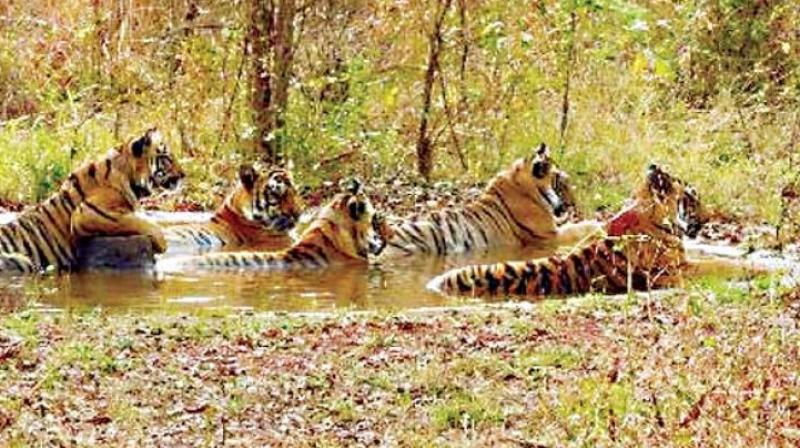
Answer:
21 245 555 312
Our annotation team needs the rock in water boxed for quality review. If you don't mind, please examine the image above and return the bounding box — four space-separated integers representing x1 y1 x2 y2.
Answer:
76 236 155 270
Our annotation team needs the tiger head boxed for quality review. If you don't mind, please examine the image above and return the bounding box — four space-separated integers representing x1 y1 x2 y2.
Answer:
313 178 391 260
125 128 185 198
613 164 708 239
507 143 569 218
677 183 706 239
257 166 305 232
232 164 303 232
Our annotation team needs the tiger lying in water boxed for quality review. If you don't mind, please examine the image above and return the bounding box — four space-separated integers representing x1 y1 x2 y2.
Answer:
428 164 758 297
157 179 392 272
0 128 184 274
163 164 303 253
381 144 601 258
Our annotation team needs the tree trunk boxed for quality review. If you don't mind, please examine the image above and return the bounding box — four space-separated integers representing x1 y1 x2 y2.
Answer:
558 11 577 154
251 0 296 165
416 0 452 182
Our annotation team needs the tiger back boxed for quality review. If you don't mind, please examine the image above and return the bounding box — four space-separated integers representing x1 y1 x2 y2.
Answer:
164 164 303 254
157 179 390 272
0 128 184 274
427 164 705 297
382 144 600 258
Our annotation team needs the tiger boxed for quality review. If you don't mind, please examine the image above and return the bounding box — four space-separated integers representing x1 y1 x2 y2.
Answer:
380 143 602 258
163 164 303 253
427 164 717 297
0 128 185 274
157 179 392 273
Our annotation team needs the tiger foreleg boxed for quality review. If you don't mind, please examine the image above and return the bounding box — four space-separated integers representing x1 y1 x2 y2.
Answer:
554 219 605 248
71 205 168 253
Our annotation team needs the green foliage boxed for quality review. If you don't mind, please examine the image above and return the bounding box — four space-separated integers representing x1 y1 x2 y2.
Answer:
0 0 796 223
676 0 800 105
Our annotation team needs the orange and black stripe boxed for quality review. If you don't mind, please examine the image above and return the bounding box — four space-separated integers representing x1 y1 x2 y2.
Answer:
427 238 658 297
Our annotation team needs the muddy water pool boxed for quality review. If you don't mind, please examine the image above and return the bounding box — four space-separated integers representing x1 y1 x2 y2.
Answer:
1 213 796 313
19 247 557 312
0 212 561 312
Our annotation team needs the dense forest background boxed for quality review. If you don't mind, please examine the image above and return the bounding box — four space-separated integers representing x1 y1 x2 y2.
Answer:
0 0 798 225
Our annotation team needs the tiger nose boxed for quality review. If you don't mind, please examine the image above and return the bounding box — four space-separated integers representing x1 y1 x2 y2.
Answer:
553 201 566 217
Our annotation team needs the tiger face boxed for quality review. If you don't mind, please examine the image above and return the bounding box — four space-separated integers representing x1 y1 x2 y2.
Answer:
255 167 304 232
234 164 303 233
151 147 184 191
677 184 707 238
318 179 387 260
127 128 185 198
631 164 707 238
508 143 568 218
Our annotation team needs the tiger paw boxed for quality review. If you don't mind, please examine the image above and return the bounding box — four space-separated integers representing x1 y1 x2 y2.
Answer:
150 232 168 253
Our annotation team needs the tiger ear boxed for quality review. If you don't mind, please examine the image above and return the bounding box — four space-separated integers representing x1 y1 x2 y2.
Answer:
340 177 363 195
239 164 258 191
645 163 675 195
532 143 552 179
348 199 367 221
536 143 549 157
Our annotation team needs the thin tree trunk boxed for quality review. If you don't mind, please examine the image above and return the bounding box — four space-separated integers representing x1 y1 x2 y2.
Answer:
171 2 199 156
416 0 452 182
272 0 295 138
251 0 296 165
438 68 468 171
457 0 469 114
251 0 276 161
558 11 577 154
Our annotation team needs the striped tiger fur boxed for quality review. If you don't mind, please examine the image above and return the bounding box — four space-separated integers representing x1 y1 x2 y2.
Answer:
381 144 602 258
163 164 303 253
427 164 707 297
158 179 392 272
0 128 184 274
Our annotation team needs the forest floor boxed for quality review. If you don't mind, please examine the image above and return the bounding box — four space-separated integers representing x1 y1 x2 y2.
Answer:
2 280 800 446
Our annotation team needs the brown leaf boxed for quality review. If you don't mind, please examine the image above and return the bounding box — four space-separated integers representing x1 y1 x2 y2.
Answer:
185 403 210 414
86 415 112 425
680 390 711 428
782 184 799 200
0 338 22 362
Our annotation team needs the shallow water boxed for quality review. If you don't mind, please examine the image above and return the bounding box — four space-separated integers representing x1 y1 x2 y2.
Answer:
23 246 558 312
1 212 796 312
0 209 557 312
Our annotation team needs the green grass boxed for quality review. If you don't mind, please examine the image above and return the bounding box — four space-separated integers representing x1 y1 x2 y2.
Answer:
430 390 505 431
